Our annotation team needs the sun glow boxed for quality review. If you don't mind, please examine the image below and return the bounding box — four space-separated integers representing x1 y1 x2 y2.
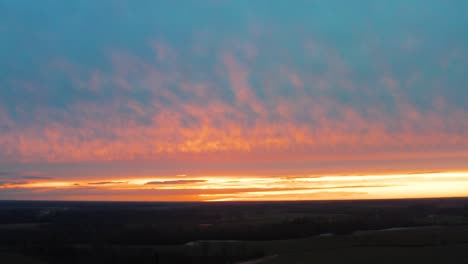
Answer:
2 171 468 201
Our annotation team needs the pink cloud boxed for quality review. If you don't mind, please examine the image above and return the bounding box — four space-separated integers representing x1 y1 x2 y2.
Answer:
1 39 467 172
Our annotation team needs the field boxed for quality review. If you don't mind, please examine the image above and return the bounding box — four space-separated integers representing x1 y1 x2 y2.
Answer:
0 253 45 264
1 199 468 263
250 226 468 264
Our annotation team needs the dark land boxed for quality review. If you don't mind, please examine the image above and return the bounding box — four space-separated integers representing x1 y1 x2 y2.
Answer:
1 198 468 263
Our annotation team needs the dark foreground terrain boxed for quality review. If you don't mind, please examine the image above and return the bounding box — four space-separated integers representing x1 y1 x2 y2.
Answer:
1 198 468 263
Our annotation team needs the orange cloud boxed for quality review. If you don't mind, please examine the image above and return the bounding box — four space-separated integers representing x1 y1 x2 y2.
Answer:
0 41 467 177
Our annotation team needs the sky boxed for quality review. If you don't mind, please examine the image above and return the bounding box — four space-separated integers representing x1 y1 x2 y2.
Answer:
0 0 468 201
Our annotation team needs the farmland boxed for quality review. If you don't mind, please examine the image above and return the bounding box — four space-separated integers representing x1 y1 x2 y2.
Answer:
1 199 468 263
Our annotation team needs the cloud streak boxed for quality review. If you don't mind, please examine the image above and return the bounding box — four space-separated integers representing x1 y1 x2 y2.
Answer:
88 181 126 185
145 180 207 185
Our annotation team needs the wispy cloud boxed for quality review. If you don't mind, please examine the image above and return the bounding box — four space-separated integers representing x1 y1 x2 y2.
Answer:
145 180 206 185
0 171 51 180
88 181 126 185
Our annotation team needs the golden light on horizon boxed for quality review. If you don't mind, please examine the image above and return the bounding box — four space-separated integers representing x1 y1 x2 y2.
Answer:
2 171 467 202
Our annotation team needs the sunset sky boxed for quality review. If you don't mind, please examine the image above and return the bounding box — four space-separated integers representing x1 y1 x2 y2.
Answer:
1 0 467 201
